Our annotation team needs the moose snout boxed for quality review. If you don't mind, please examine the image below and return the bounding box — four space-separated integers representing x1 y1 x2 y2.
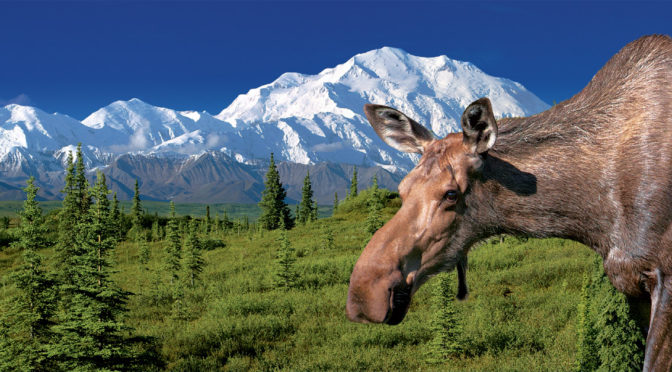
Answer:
346 258 410 324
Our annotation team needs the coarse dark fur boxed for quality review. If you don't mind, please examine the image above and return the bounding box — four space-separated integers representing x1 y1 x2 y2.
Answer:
347 35 672 371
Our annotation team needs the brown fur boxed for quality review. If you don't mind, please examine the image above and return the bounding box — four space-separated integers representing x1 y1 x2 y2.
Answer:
347 35 672 371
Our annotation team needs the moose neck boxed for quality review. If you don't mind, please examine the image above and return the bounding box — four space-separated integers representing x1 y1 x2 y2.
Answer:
467 113 612 252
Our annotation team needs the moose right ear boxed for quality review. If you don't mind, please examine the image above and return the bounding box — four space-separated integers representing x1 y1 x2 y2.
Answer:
364 104 435 154
461 98 498 154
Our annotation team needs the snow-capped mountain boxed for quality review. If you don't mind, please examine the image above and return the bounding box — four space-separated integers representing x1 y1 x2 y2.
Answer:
0 47 549 202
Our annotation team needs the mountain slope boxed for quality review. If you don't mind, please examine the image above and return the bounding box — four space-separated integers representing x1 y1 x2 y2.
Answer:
0 47 549 202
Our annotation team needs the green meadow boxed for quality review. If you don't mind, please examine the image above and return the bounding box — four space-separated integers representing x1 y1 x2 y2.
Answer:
0 188 627 371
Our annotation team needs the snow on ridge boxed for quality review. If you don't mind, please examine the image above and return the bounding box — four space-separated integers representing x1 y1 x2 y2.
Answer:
1 47 549 175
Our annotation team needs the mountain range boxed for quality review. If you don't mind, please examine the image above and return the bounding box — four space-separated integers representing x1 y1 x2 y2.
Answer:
0 47 549 204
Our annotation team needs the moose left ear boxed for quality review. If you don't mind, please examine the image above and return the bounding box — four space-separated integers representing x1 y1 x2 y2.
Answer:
461 98 498 154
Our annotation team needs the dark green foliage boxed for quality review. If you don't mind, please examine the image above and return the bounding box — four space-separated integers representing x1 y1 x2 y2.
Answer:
274 224 297 290
0 216 9 229
297 171 317 224
322 226 335 250
74 143 91 216
258 153 293 230
110 192 123 241
151 219 161 242
348 165 358 199
49 171 136 371
184 220 205 287
165 201 182 284
139 235 150 265
0 178 57 371
129 179 142 239
426 272 463 363
574 256 645 372
575 271 598 371
365 176 384 235
333 192 339 215
205 205 211 234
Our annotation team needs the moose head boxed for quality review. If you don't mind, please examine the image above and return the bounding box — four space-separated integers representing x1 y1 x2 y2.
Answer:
346 98 497 324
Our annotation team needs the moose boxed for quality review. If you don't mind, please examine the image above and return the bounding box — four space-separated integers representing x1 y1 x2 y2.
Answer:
346 35 672 371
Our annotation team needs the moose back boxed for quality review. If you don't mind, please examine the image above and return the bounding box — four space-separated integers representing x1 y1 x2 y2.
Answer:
346 35 672 371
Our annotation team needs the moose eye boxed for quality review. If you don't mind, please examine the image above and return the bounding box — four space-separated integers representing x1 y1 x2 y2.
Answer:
445 190 458 202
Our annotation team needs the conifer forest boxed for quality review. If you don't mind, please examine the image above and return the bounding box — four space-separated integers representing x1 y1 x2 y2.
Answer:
0 147 647 371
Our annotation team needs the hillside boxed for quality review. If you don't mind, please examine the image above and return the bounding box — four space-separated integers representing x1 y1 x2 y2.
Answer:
0 190 621 371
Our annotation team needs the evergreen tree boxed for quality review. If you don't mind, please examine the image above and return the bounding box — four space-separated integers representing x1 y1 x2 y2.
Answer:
214 213 221 234
205 205 211 234
50 171 135 371
297 171 316 224
575 271 599 372
322 226 335 250
0 216 9 229
348 166 358 199
151 219 160 242
0 178 57 371
139 235 150 265
56 151 78 270
184 220 205 287
575 256 645 372
165 201 182 284
258 153 293 230
110 192 122 241
74 143 91 216
274 221 297 290
333 192 339 215
594 275 645 371
366 178 384 235
426 273 463 363
311 200 319 221
130 179 142 238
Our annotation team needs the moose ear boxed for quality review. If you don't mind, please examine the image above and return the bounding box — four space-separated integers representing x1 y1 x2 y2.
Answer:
461 98 498 154
364 104 435 154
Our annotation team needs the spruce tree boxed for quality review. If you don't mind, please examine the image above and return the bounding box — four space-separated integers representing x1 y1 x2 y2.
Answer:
0 178 57 371
74 143 91 216
165 201 182 284
322 226 335 250
426 273 463 363
50 171 135 371
110 192 122 242
258 153 293 230
139 235 150 265
333 192 338 215
184 219 205 287
274 221 297 290
205 205 211 234
349 166 358 199
130 179 142 238
575 271 599 371
297 171 316 224
594 274 645 371
366 177 384 235
151 219 160 242
575 256 645 372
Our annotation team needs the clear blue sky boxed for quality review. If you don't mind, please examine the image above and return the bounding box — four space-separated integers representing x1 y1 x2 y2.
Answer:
2 1 670 119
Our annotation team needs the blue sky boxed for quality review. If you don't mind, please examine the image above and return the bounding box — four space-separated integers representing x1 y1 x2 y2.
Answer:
2 1 670 119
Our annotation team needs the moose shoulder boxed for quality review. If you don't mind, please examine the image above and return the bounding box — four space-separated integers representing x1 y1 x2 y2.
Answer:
346 35 672 371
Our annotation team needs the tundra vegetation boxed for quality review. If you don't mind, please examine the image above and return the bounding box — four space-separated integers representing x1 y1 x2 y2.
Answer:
0 149 645 371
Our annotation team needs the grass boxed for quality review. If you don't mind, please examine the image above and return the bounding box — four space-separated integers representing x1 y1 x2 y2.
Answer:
0 191 602 371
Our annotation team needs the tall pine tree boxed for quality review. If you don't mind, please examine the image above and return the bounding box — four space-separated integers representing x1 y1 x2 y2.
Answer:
165 201 182 285
50 171 135 371
297 170 316 224
366 175 384 235
0 178 57 371
274 221 297 290
426 272 463 363
258 153 293 230
348 166 358 199
130 179 142 238
184 219 205 287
